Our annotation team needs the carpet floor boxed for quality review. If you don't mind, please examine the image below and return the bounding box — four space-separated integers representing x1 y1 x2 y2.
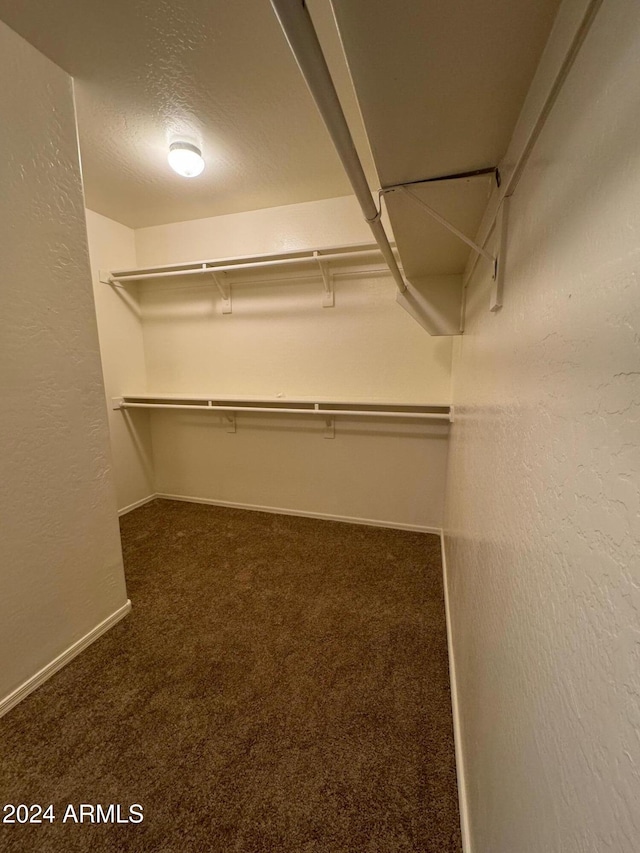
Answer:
1 499 461 852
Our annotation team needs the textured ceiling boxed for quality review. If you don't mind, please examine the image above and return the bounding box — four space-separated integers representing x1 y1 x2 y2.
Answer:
0 0 370 227
0 0 560 245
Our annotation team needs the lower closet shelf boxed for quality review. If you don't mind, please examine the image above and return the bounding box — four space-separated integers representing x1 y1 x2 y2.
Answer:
112 395 452 421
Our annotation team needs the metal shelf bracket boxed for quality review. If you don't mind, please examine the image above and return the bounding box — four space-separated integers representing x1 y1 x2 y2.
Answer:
313 251 334 307
490 197 510 312
381 185 497 278
207 267 232 314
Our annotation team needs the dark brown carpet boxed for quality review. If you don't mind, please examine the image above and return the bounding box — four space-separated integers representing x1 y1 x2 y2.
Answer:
1 499 461 853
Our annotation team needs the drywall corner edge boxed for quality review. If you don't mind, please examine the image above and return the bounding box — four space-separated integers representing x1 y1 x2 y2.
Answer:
396 275 463 335
0 601 132 719
441 531 472 853
118 494 157 516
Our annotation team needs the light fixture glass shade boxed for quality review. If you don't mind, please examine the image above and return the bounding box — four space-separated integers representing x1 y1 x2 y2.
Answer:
168 142 205 178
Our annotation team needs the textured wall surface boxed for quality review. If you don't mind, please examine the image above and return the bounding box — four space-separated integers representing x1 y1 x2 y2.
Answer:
151 412 449 530
133 196 452 528
135 196 452 402
135 195 391 267
86 210 155 511
0 23 127 703
444 0 640 849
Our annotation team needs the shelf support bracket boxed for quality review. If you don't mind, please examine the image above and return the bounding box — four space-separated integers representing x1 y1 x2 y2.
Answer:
314 251 334 307
225 413 236 433
207 266 232 314
490 197 510 312
324 417 335 439
381 185 497 277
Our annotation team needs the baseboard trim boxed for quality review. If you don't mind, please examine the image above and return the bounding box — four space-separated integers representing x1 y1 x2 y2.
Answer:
155 492 440 534
441 532 472 853
118 494 156 516
0 600 132 719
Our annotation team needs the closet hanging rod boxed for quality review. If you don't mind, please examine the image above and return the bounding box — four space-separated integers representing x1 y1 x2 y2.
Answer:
269 0 408 296
118 401 452 421
105 244 394 284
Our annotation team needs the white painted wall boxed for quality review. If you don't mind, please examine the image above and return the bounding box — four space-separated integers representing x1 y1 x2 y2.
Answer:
86 210 155 512
0 23 128 710
135 195 384 265
132 195 452 529
444 0 640 849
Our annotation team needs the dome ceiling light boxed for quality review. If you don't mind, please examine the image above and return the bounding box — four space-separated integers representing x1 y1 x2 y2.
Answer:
168 141 205 178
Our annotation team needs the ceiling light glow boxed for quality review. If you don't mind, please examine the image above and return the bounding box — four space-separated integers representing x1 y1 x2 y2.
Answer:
168 141 205 178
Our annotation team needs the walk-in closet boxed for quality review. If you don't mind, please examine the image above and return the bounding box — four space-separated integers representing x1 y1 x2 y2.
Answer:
1 1 638 851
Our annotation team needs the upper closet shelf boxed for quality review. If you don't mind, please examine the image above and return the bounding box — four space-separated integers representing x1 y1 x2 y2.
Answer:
99 242 398 310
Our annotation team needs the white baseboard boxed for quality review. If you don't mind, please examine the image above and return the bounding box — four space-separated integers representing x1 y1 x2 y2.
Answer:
0 600 131 719
441 532 472 853
155 492 440 534
118 494 157 516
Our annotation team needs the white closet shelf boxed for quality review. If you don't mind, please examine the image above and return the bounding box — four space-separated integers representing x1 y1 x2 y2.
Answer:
99 242 400 310
100 242 395 285
112 395 452 422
